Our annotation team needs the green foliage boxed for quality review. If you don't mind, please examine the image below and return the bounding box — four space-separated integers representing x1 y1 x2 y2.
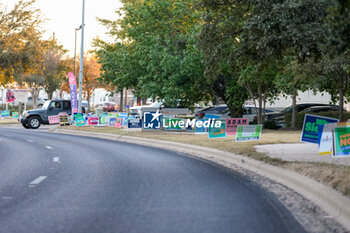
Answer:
263 120 280 130
96 0 210 107
0 0 43 85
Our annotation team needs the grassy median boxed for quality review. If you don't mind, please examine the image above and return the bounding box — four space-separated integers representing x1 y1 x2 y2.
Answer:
0 118 19 124
63 126 350 197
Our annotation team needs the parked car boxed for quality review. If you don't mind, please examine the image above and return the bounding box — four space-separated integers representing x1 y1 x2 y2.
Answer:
102 102 116 112
21 97 46 109
20 99 85 129
217 106 276 122
195 105 228 119
300 105 343 113
264 103 338 128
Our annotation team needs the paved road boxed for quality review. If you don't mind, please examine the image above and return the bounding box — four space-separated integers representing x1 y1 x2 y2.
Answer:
0 128 306 233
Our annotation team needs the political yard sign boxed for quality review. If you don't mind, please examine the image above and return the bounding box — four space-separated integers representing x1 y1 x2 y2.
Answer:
73 113 84 120
1 111 10 118
143 111 162 129
208 120 226 139
99 116 109 126
301 114 339 144
334 127 350 157
75 117 86 126
59 113 69 126
318 123 337 155
226 118 249 136
88 117 99 126
128 118 142 128
109 117 117 127
12 112 19 118
164 118 183 130
235 125 262 142
195 119 206 134
115 118 123 128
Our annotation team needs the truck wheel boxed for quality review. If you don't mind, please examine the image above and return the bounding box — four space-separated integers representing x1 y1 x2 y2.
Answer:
22 123 30 129
28 116 41 129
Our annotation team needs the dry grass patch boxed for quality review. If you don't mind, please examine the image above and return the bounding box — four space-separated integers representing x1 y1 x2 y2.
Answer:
0 118 19 124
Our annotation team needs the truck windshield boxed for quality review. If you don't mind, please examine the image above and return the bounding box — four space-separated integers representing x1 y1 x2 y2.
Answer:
42 100 51 109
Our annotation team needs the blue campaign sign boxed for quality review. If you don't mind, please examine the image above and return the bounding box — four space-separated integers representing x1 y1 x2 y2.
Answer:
301 114 339 144
1 110 10 118
143 111 162 129
128 119 142 128
195 119 206 134
108 117 117 127
118 113 129 125
205 113 221 119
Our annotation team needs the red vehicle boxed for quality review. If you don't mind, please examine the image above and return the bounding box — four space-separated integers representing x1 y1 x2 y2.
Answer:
102 102 115 112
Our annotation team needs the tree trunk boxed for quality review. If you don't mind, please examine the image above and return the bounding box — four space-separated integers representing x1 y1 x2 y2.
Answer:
257 83 263 124
291 88 297 129
48 91 53 100
31 88 40 109
119 89 124 112
263 99 266 122
339 88 344 122
137 97 141 106
125 89 128 110
87 91 91 112
18 102 23 115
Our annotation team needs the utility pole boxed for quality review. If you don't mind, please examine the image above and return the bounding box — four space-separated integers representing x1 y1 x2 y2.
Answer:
78 0 85 113
74 26 81 78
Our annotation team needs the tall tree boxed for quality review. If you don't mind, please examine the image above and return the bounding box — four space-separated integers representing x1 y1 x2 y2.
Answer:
0 0 43 86
96 0 210 108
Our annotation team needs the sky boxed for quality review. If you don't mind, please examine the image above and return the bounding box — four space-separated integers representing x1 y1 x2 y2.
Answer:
3 0 123 56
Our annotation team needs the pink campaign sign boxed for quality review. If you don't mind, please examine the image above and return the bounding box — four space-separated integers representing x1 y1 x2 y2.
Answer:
48 115 60 124
226 118 249 136
115 118 123 128
88 117 99 126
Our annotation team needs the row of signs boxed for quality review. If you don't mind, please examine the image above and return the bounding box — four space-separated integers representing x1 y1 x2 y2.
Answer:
0 111 18 118
143 111 262 141
301 114 350 157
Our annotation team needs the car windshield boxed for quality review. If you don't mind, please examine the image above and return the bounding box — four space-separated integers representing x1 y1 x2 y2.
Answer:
42 100 51 109
282 106 292 113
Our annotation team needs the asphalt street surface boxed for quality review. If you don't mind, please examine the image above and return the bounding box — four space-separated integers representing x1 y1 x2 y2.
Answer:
0 127 306 233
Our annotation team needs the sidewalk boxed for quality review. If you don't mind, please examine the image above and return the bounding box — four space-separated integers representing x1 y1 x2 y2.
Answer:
255 143 350 166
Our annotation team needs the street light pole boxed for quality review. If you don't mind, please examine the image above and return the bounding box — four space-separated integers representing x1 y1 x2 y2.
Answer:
78 0 85 113
73 26 81 78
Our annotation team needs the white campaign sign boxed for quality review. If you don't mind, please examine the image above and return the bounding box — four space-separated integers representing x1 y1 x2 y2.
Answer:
13 89 29 103
318 123 337 155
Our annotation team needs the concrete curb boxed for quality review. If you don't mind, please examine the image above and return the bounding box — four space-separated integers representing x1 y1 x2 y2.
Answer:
54 128 350 231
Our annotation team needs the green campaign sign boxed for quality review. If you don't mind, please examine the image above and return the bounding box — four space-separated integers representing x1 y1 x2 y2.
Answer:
301 114 339 144
334 127 350 157
235 125 262 142
208 120 226 139
12 112 19 118
99 116 108 126
75 117 85 126
164 118 183 130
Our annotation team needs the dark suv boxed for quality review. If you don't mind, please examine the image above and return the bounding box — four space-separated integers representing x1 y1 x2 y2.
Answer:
21 99 85 129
